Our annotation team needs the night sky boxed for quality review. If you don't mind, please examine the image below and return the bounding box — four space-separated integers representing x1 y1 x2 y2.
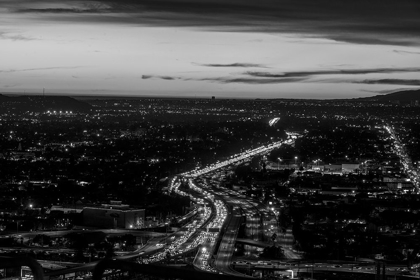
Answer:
1 0 420 99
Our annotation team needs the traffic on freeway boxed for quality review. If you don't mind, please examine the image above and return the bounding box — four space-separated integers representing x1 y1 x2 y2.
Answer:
161 137 296 275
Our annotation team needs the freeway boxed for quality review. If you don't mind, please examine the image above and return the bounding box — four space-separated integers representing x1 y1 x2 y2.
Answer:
384 125 420 189
199 178 286 276
139 178 227 268
213 209 244 276
188 180 283 271
179 137 297 276
188 178 263 276
182 140 288 178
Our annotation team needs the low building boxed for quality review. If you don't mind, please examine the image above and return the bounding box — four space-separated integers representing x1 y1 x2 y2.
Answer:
342 163 360 174
82 201 145 229
323 163 360 174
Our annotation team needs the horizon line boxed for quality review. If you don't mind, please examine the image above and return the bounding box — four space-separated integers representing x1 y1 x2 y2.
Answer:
0 91 392 101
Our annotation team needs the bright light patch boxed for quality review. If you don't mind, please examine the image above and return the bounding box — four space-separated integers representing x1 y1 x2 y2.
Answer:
269 117 280 126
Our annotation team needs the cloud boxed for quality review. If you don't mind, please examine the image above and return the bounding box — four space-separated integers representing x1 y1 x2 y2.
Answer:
161 76 176 80
201 77 305 84
393 50 420 55
355 79 420 86
245 67 420 79
2 84 19 88
12 2 112 13
142 75 178 80
0 31 36 41
143 66 420 85
196 63 266 68
8 0 420 46
16 8 96 13
0 66 83 73
142 73 304 84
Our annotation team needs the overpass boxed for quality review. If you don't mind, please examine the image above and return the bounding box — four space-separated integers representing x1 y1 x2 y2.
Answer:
1 257 254 280
236 238 268 248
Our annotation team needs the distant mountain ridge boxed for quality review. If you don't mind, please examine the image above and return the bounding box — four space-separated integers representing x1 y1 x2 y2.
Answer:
0 94 92 112
358 89 420 103
1 89 419 108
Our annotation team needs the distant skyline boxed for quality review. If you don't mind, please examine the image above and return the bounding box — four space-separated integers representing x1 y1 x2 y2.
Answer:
1 0 420 99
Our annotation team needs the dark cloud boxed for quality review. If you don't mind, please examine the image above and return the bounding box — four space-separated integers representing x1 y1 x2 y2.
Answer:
246 67 420 79
143 67 420 85
9 0 420 46
12 2 111 13
393 50 420 55
142 75 177 80
161 76 176 80
361 88 419 95
201 77 305 84
143 74 304 84
197 63 266 68
356 79 420 86
16 8 96 13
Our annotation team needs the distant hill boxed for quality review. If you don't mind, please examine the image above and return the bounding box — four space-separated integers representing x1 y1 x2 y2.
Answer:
0 94 9 101
0 94 92 113
359 89 420 103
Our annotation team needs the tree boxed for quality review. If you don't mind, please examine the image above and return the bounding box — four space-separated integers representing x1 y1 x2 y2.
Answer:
33 234 51 247
105 243 115 259
271 233 278 245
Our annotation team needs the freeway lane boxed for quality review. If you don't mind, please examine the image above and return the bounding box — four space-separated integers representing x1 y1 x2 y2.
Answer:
213 209 244 276
384 125 420 189
182 140 288 178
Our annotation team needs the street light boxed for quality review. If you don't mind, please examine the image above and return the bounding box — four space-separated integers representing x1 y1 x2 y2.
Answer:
277 158 282 170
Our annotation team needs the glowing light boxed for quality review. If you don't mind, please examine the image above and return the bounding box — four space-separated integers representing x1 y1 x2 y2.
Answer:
268 117 280 126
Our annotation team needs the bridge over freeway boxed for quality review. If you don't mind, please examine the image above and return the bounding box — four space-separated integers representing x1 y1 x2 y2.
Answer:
235 238 268 248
